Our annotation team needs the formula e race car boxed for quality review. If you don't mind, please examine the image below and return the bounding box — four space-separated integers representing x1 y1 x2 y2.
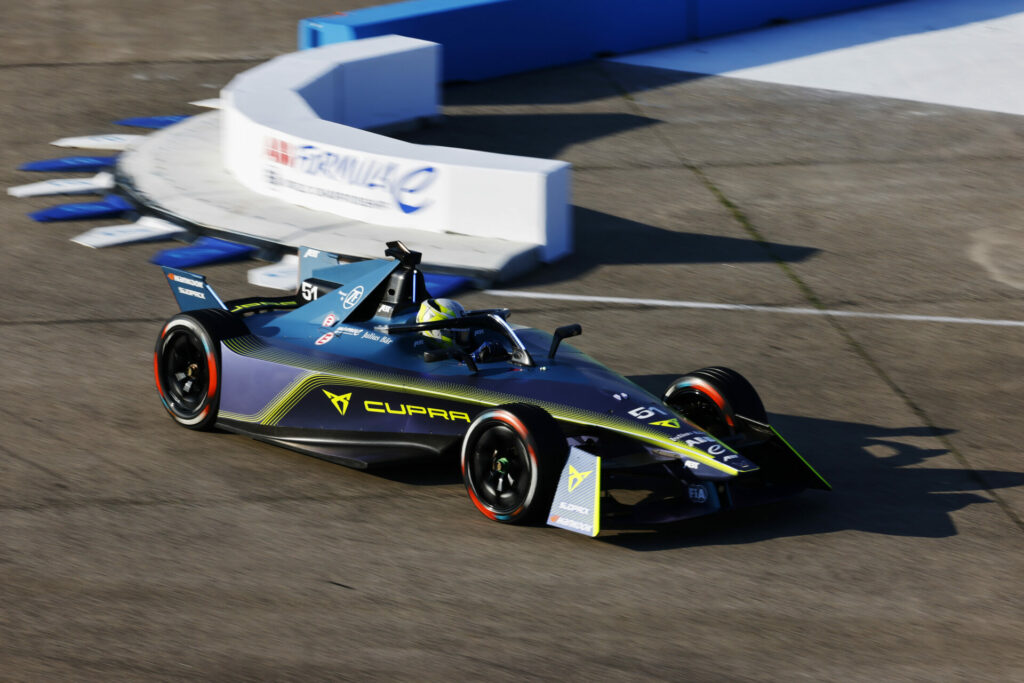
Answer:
155 241 829 536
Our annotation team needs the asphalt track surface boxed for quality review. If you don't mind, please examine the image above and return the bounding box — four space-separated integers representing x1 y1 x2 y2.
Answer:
2 4 1023 681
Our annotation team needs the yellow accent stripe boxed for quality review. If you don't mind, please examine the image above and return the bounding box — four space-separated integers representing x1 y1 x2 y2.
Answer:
222 337 743 475
219 371 314 424
592 456 601 537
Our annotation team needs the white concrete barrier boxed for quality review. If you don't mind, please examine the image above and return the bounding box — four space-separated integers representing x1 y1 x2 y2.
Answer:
220 35 571 262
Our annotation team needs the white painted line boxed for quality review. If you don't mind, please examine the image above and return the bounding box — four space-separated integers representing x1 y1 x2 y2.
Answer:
8 171 115 198
71 216 186 248
483 289 1024 328
189 98 222 109
50 134 143 150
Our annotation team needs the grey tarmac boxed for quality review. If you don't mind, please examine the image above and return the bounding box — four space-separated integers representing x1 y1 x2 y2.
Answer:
1 3 1022 681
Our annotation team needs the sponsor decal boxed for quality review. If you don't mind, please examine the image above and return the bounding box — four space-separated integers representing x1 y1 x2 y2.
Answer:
322 313 338 328
684 460 700 470
315 332 334 346
264 137 438 214
323 390 351 416
612 392 628 401
670 430 702 442
548 515 592 534
335 326 362 336
688 485 708 504
168 272 204 288
176 286 206 300
567 464 592 493
650 418 681 428
558 501 589 515
363 400 470 422
302 248 320 258
378 304 393 314
708 444 726 456
723 454 738 462
266 137 293 165
360 330 393 345
340 285 364 310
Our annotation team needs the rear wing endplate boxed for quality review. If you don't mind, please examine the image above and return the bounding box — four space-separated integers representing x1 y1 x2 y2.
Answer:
162 267 227 311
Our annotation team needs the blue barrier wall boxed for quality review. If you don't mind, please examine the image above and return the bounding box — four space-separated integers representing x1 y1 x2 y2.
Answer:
299 0 893 81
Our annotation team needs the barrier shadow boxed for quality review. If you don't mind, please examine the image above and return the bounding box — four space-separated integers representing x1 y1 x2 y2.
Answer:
512 206 817 287
597 373 1024 550
398 111 819 286
395 110 659 161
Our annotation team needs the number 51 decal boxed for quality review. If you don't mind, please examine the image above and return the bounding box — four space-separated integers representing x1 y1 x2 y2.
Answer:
628 405 681 428
628 405 666 420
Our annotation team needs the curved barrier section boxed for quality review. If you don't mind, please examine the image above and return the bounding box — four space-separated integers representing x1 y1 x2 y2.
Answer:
221 35 571 262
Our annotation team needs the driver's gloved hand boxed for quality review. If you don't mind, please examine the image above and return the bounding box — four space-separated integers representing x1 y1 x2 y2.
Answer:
471 340 503 363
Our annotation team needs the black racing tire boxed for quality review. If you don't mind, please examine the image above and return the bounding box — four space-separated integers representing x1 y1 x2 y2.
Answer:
154 309 245 431
663 366 767 440
461 403 568 524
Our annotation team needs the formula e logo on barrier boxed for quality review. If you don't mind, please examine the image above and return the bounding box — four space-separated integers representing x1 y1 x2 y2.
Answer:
340 285 364 310
264 137 437 214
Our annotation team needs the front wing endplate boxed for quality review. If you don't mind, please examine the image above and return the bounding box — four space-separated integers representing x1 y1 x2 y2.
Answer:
547 447 601 537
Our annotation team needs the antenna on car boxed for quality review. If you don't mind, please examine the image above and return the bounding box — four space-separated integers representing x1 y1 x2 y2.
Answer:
385 240 421 268
377 240 427 319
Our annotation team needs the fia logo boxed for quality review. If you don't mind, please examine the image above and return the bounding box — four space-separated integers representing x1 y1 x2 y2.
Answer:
688 485 708 504
341 285 364 310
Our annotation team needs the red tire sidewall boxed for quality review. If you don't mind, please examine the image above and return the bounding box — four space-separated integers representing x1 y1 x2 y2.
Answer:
155 316 220 428
461 408 539 522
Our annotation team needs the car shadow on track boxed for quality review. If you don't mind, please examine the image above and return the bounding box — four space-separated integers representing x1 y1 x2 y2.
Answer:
603 375 1024 550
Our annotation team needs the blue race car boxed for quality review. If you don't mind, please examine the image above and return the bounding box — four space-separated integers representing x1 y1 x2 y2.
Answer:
155 241 829 536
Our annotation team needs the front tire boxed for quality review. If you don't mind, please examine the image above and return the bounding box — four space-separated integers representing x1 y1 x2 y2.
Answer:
663 366 767 440
154 310 241 430
461 403 567 524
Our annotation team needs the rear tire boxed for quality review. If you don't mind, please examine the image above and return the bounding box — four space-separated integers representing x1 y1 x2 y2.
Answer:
461 403 567 524
154 309 244 431
663 366 767 440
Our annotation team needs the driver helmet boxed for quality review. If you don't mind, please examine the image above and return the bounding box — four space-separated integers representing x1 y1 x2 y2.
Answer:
416 298 466 345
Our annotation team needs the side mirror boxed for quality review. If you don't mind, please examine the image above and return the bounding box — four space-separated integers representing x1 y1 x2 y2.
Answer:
548 324 582 359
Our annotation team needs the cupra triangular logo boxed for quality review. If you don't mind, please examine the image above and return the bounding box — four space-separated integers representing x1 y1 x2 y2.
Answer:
323 390 351 416
650 418 681 428
567 464 592 492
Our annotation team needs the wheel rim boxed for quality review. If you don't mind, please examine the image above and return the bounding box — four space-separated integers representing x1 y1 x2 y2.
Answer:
668 388 730 439
162 329 209 415
468 423 532 515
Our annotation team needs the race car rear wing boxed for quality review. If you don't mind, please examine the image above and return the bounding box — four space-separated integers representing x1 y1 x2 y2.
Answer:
161 266 227 312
